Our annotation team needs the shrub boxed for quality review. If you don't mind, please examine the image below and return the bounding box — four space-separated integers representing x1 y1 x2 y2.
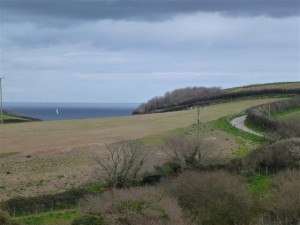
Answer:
142 173 161 185
167 171 254 225
94 140 149 188
0 211 20 225
265 170 300 224
163 135 214 170
277 117 300 138
247 138 300 173
155 162 182 177
77 186 190 225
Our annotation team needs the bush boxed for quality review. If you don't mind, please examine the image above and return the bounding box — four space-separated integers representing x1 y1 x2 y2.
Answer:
265 170 300 224
155 162 182 177
72 215 103 225
277 117 300 138
94 140 149 188
167 171 254 225
0 211 20 225
163 135 214 170
247 138 300 173
77 186 190 225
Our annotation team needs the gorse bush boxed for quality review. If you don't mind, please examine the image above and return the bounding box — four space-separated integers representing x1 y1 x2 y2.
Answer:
167 171 254 225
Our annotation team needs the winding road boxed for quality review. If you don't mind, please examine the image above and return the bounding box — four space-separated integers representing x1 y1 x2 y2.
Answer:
230 115 264 137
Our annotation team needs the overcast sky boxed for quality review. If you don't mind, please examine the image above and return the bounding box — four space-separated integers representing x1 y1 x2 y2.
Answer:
1 0 299 103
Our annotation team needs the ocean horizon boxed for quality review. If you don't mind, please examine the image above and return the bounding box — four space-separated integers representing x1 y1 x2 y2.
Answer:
3 102 140 121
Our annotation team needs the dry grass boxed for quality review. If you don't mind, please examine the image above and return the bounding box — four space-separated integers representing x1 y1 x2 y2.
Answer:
0 98 283 201
0 98 282 156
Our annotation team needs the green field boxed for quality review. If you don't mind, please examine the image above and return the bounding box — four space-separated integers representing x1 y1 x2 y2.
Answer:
224 81 300 93
272 107 300 119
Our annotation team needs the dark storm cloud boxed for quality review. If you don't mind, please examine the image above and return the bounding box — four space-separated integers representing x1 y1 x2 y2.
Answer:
1 0 299 22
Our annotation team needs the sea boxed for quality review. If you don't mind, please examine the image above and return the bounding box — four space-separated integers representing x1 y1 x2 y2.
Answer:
3 102 140 121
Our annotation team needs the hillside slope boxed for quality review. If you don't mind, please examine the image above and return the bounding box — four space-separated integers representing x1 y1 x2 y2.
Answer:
133 82 300 114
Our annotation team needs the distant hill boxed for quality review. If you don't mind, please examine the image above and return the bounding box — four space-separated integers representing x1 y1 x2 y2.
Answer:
133 82 300 114
2 110 41 123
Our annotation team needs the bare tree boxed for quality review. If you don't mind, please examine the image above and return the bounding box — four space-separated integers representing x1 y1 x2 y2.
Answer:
94 140 149 188
163 135 212 169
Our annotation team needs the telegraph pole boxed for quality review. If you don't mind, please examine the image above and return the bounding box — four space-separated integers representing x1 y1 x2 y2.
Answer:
268 97 271 118
196 106 200 139
0 77 4 124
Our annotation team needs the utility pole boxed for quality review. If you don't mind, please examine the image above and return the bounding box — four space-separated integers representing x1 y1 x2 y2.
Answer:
196 105 200 139
0 77 4 124
268 97 271 118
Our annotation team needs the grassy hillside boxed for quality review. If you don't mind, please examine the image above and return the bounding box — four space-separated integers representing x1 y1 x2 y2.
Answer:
0 98 283 202
2 110 40 123
224 81 300 93
1 97 299 225
134 81 300 114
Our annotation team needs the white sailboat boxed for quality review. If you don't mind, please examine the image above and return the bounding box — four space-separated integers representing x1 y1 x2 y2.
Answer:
56 108 59 114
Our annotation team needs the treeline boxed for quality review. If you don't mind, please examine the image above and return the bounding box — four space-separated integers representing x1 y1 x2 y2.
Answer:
133 87 221 114
133 86 300 114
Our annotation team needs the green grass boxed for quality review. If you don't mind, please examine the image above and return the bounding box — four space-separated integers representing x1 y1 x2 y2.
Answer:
15 210 77 225
0 152 19 158
212 114 266 144
232 139 251 158
224 81 300 93
3 114 28 121
272 107 300 119
212 114 267 158
244 118 268 133
80 182 107 194
248 174 272 196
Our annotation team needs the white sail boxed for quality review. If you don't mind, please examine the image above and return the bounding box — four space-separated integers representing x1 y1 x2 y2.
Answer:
56 108 59 114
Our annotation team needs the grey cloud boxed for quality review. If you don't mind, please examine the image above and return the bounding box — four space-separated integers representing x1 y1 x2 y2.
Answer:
3 14 298 50
1 0 299 23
